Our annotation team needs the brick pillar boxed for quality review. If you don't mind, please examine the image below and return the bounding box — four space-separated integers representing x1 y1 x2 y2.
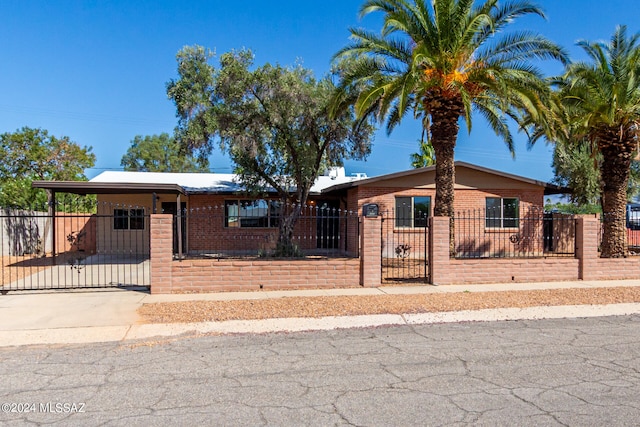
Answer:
360 217 382 287
429 216 452 285
576 214 599 280
150 214 174 294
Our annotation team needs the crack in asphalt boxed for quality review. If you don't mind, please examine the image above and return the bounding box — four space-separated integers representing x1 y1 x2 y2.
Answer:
2 315 640 425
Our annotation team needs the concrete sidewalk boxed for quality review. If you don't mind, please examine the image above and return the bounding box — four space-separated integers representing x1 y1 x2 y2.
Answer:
2 280 640 347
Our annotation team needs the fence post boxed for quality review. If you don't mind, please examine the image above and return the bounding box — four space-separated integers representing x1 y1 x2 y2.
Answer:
576 214 599 280
429 216 452 285
150 214 174 293
360 216 382 287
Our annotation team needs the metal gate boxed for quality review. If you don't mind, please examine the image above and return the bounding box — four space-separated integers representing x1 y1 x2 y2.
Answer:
1 204 150 292
381 214 429 283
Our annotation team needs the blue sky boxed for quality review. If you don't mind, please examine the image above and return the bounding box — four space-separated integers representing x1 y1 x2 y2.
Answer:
0 1 637 182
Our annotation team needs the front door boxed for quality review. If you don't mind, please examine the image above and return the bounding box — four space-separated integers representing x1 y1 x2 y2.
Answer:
161 202 187 254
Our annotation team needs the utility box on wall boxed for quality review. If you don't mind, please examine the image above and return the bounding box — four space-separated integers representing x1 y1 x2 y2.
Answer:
362 203 379 218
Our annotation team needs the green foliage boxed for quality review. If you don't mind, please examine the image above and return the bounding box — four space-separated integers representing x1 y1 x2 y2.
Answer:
544 201 601 214
552 26 640 144
0 127 95 181
0 177 47 210
120 133 209 172
410 140 436 168
166 45 217 166
551 138 640 206
0 127 96 211
551 139 601 206
629 161 640 201
167 47 375 256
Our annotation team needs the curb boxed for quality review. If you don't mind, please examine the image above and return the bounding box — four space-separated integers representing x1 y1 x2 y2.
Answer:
2 303 640 348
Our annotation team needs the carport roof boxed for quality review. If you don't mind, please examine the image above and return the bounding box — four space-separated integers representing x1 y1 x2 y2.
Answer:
31 180 187 195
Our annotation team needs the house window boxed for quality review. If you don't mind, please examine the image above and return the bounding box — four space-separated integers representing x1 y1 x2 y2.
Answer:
395 196 431 228
225 199 281 228
486 197 519 228
113 208 145 230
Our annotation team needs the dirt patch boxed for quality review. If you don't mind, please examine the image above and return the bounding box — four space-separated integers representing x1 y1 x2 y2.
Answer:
1 255 52 286
138 286 640 324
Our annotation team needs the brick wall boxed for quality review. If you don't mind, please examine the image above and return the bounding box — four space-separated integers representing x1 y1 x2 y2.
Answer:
360 216 381 287
54 213 97 255
150 212 361 293
578 215 640 279
430 215 640 285
150 215 174 294
169 258 360 292
150 213 640 294
445 258 580 284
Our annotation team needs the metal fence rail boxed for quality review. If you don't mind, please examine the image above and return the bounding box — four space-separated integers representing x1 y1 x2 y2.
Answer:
1 202 150 291
170 202 360 259
380 212 429 283
600 211 640 255
454 208 576 259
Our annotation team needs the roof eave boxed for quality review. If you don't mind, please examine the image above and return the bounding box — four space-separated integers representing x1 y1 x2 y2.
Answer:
31 181 187 195
321 161 565 194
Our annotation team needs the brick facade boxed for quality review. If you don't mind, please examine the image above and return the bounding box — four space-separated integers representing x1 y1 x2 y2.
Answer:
351 186 543 216
182 195 357 256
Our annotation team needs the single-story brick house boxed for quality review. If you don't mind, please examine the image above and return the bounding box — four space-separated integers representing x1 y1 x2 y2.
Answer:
33 167 369 258
33 161 566 259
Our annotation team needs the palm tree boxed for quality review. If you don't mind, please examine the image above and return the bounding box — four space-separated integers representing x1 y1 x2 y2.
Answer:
410 118 436 167
333 0 567 249
411 139 436 168
552 26 640 257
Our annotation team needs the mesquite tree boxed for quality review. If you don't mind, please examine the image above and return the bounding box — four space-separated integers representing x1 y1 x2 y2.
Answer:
167 47 374 256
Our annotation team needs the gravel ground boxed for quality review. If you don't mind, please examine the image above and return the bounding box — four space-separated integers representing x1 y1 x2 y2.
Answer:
138 286 640 323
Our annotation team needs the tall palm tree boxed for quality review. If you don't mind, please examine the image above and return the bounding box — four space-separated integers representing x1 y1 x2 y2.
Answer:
411 139 436 168
553 26 640 257
333 0 567 249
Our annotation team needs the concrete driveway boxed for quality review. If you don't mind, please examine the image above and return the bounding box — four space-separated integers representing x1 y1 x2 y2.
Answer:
0 288 147 331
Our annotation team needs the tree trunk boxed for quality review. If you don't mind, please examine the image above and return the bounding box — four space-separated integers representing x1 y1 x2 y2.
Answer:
429 99 463 255
275 202 303 257
599 129 634 258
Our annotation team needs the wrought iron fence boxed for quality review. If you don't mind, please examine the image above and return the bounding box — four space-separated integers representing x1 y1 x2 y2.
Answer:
168 202 360 259
380 211 429 283
599 210 640 255
454 207 576 258
1 200 150 291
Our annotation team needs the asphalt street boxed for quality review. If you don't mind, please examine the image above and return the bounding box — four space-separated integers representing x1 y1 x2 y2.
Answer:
2 315 640 426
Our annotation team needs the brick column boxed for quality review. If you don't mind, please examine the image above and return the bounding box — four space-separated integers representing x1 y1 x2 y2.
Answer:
360 217 382 287
576 214 600 280
150 214 174 294
429 216 452 285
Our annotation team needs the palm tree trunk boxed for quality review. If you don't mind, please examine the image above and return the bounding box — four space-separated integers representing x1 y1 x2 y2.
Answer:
430 100 462 255
599 132 634 258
